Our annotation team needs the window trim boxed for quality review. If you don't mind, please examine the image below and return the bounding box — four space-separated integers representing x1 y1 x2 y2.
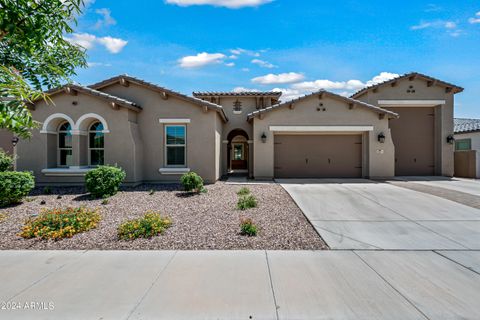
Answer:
57 121 73 168
164 124 187 168
88 121 105 167
455 138 472 151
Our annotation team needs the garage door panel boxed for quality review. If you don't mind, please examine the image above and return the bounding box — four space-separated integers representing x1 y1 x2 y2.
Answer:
274 135 362 178
387 107 434 176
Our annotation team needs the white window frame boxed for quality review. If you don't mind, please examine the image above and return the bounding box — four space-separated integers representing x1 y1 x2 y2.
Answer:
57 121 73 168
88 121 105 167
164 124 187 168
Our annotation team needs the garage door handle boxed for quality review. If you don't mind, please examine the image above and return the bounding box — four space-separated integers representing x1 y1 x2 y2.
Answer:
305 158 308 164
328 158 331 164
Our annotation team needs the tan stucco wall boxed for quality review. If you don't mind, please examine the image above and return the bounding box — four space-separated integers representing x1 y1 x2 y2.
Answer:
355 78 456 176
101 83 220 183
252 94 395 179
0 129 13 155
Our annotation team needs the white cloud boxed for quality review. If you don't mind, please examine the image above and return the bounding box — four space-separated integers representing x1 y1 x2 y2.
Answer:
225 62 235 67
469 12 480 24
365 72 399 86
445 21 457 29
87 62 112 67
233 87 260 92
293 79 365 91
65 33 128 54
411 22 434 30
251 59 276 68
230 48 261 57
410 20 461 36
241 68 250 72
252 72 305 85
178 52 226 68
165 0 273 9
272 88 303 101
96 36 128 53
95 8 117 29
229 55 238 59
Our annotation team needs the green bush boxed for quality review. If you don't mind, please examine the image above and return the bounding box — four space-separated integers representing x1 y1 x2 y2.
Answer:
19 207 101 240
240 218 258 236
237 194 257 210
180 171 204 193
85 165 126 198
0 149 14 172
237 187 250 196
118 211 172 240
0 171 35 207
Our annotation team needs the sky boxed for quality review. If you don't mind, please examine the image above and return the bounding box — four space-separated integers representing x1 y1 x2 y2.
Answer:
69 0 480 118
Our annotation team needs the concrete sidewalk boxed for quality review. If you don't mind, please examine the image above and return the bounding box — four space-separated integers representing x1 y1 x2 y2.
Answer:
1 250 480 319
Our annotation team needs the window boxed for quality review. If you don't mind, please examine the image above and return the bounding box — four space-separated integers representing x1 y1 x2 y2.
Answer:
58 122 73 167
89 122 104 166
165 125 186 167
233 143 244 160
233 99 242 114
455 139 471 151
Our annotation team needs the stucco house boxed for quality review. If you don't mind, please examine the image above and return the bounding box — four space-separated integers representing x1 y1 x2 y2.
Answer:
0 72 463 185
454 118 480 178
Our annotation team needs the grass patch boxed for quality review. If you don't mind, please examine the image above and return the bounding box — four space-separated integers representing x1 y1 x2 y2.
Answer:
240 218 258 236
118 212 172 240
237 194 257 210
237 187 250 196
19 207 101 240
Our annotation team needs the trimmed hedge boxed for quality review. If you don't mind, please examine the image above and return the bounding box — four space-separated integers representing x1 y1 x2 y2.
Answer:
0 171 35 206
85 165 126 198
180 172 204 193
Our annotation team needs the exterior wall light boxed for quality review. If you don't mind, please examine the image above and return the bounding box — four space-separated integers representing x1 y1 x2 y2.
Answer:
11 136 19 146
446 135 455 144
261 132 267 143
377 132 385 143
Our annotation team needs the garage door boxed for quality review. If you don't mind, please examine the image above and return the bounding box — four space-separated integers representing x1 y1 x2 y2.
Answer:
387 107 435 176
274 135 363 178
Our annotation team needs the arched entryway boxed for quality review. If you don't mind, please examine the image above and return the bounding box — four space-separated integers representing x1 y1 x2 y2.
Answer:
227 129 249 174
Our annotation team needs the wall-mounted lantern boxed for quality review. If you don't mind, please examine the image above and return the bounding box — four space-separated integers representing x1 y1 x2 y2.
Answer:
446 135 455 144
261 132 267 143
11 136 19 147
377 132 385 144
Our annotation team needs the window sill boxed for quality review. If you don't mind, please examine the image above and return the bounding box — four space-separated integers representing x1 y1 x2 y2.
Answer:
41 167 93 177
233 110 242 115
158 167 190 175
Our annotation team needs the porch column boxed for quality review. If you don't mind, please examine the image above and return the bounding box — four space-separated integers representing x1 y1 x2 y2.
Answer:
248 140 254 178
222 140 229 176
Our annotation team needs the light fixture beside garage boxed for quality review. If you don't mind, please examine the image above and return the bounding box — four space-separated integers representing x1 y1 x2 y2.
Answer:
446 135 455 144
378 132 386 143
261 132 267 143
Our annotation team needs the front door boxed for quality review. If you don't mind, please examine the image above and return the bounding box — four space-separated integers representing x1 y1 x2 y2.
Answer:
231 143 247 170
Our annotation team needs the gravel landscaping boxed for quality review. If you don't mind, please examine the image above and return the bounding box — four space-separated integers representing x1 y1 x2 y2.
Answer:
0 182 327 250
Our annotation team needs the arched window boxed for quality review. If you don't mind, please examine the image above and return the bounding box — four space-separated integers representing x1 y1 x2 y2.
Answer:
89 121 104 166
58 122 73 167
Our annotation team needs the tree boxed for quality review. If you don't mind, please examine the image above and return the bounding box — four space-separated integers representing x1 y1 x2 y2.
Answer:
0 0 87 138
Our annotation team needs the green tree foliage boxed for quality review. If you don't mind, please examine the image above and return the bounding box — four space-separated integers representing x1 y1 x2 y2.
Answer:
0 0 87 138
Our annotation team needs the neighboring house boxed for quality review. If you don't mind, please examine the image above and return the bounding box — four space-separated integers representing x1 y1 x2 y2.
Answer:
454 118 480 178
0 72 463 185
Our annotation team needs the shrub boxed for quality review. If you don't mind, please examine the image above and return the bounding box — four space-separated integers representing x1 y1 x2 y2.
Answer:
240 218 258 236
43 186 52 195
237 194 257 210
0 149 14 172
85 165 126 198
118 211 172 240
0 171 35 207
237 187 250 196
19 207 101 240
180 172 204 193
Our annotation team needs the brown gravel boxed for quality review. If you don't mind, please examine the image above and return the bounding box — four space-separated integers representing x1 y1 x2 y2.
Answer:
0 182 327 250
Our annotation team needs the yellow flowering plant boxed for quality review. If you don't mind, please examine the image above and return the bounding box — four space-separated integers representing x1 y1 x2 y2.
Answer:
118 211 172 240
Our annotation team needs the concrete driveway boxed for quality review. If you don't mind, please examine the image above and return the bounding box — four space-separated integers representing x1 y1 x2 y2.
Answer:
278 179 480 250
395 176 480 196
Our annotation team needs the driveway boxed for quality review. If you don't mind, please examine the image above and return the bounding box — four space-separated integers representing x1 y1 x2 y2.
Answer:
395 176 480 196
1 250 480 319
278 179 480 250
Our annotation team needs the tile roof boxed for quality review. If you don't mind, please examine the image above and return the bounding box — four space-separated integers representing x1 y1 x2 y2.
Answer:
193 91 282 97
454 118 480 133
351 72 464 99
42 84 142 112
90 75 228 122
247 90 399 120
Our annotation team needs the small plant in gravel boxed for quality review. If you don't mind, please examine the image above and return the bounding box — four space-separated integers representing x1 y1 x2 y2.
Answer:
43 186 52 195
0 171 35 207
118 211 172 240
180 172 204 193
237 194 257 210
85 165 126 198
149 189 155 195
19 207 101 240
101 198 109 205
240 218 258 236
0 212 8 223
0 149 14 172
237 187 250 196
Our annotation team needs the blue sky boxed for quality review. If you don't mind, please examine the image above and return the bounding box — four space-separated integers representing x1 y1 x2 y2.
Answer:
70 0 480 118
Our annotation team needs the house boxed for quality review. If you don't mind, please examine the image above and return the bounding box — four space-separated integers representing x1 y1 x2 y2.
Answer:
454 118 480 178
0 72 463 185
